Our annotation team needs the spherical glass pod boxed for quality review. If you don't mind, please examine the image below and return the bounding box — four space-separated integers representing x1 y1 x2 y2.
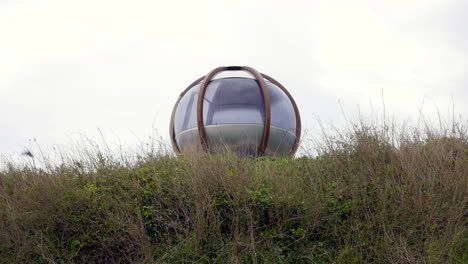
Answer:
170 66 301 156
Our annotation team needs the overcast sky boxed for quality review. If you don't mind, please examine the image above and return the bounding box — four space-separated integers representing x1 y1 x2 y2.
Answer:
1 0 467 158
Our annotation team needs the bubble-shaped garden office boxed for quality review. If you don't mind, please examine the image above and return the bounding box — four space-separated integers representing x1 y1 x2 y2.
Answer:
170 66 301 157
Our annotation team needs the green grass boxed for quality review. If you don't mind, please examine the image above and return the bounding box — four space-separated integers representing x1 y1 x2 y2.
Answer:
0 121 467 263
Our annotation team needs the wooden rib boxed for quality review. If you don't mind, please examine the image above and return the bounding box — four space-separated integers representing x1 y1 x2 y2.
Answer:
196 66 271 156
170 75 205 153
261 73 301 155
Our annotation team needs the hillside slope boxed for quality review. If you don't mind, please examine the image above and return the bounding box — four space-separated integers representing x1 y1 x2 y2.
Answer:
1 124 467 263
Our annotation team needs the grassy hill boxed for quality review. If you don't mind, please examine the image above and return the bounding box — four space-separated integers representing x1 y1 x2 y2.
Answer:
1 122 467 263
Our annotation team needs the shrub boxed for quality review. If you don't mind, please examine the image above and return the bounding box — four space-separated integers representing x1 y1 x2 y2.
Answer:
0 121 466 263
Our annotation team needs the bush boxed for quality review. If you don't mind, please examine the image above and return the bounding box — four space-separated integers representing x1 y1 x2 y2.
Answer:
0 121 466 263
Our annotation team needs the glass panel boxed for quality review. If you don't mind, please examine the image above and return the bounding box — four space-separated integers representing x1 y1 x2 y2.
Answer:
203 78 265 125
173 84 200 135
265 126 296 156
267 82 296 132
205 124 263 156
175 128 202 152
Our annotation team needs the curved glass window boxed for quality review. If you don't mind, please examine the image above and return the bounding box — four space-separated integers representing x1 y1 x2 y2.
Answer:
174 78 297 134
267 82 296 133
202 78 265 126
173 84 200 135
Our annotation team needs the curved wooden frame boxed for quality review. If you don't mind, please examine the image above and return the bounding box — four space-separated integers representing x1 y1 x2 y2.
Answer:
170 66 301 156
169 76 205 153
261 73 302 155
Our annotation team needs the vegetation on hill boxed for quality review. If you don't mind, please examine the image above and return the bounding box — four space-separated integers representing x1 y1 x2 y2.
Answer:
0 121 467 263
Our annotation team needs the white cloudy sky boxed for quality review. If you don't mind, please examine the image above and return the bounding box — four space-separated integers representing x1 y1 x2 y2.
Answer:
0 0 467 157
